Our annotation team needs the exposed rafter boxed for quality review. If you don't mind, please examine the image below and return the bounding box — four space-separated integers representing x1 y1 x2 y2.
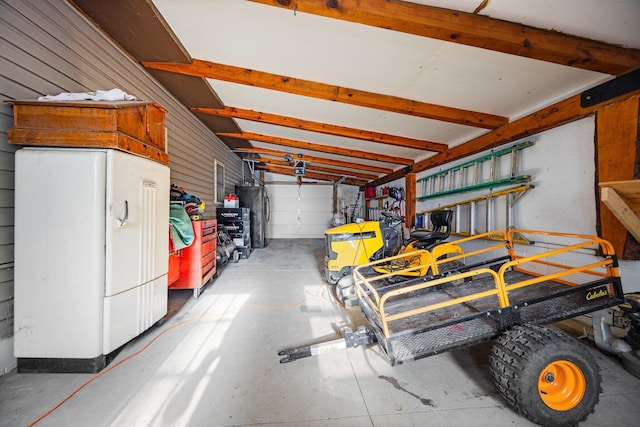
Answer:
143 59 508 129
258 164 367 186
249 0 640 76
257 156 379 180
234 147 393 174
218 131 413 165
194 106 448 152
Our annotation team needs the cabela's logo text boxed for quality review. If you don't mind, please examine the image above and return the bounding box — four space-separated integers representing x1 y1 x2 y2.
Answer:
586 288 609 300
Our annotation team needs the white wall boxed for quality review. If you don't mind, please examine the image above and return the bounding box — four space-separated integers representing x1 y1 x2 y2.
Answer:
413 117 639 292
416 119 596 233
517 120 596 233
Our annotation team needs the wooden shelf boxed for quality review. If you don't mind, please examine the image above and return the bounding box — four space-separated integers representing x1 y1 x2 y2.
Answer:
599 180 640 242
365 194 391 201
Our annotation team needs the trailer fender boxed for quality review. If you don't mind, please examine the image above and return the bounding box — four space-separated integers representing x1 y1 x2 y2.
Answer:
432 242 464 261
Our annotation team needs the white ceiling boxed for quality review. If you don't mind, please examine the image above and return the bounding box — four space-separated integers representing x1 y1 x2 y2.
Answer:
150 0 640 178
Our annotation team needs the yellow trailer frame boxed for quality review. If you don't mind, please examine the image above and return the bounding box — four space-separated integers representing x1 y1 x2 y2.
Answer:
353 229 622 364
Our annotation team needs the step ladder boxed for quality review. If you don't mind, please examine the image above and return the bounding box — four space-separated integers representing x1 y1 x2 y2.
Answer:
417 141 534 200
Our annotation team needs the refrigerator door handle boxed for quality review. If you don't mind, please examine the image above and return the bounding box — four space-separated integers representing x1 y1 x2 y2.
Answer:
117 200 129 227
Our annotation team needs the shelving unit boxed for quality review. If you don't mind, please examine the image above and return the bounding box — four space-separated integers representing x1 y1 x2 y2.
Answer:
365 194 406 221
364 194 389 220
600 180 640 242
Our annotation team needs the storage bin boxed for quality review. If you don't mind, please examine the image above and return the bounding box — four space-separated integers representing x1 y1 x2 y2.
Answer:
224 193 239 208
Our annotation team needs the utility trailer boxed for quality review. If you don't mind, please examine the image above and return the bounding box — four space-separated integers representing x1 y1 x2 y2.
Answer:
280 229 626 427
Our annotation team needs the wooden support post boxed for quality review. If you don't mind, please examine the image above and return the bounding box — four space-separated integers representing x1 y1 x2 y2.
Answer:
596 97 640 258
405 173 416 229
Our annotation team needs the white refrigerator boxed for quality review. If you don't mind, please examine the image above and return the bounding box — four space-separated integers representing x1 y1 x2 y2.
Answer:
14 147 170 373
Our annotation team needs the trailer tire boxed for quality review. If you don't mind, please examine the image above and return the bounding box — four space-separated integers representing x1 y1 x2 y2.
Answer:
336 275 358 306
490 324 601 427
438 260 465 285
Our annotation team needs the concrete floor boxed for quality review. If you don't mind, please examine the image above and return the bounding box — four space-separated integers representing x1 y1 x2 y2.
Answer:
1 238 640 427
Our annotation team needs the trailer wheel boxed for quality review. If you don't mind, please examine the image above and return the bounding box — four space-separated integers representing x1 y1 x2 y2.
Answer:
336 275 358 306
490 324 601 427
437 260 465 285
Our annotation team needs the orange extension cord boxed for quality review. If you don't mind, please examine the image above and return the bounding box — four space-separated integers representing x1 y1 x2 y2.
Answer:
28 284 340 426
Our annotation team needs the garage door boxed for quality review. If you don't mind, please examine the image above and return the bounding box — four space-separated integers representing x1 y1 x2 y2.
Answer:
266 184 333 238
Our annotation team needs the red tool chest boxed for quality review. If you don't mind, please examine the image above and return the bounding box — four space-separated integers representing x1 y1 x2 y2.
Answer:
169 219 217 297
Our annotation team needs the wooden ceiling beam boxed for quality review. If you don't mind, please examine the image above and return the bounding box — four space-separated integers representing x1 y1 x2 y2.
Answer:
258 156 379 180
235 147 394 174
249 0 640 76
219 131 413 165
194 106 448 152
143 59 508 129
259 164 367 186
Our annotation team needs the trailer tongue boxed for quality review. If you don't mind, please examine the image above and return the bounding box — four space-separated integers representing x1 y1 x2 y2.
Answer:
278 326 376 363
